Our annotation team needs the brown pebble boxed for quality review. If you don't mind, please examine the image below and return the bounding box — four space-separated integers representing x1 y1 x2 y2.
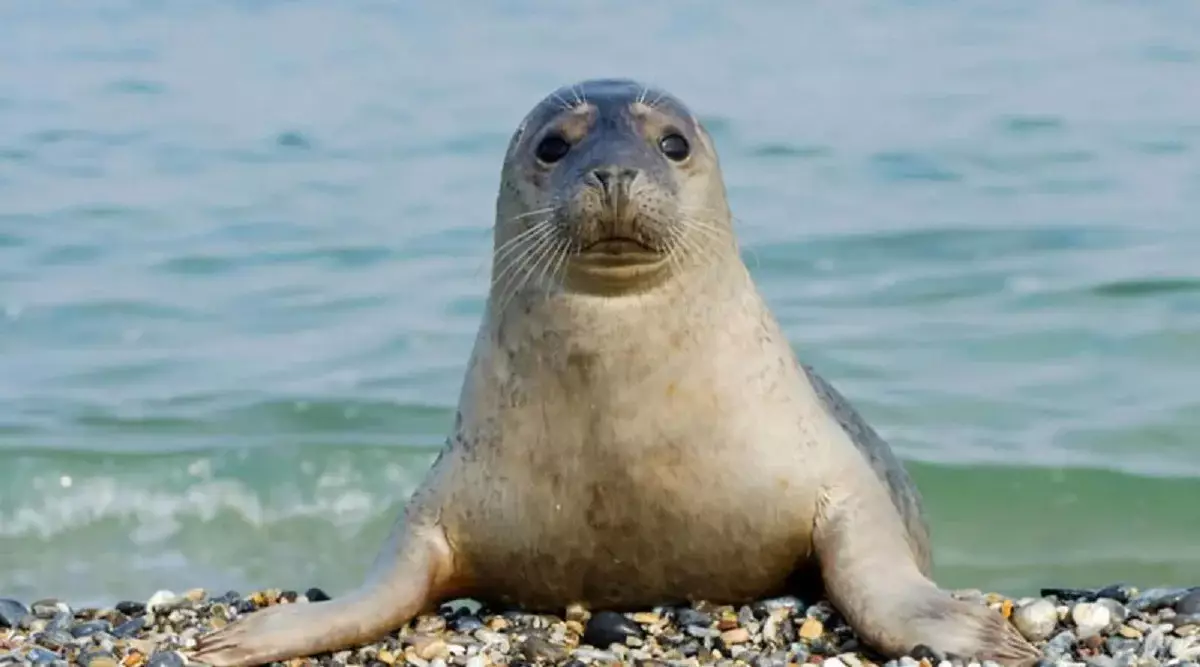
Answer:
632 612 660 625
721 628 751 644
1119 625 1143 639
121 654 145 667
1001 599 1013 619
417 639 448 661
798 618 824 640
487 617 511 631
376 648 397 664
717 617 740 631
565 620 585 637
565 604 590 623
184 589 206 602
414 615 446 634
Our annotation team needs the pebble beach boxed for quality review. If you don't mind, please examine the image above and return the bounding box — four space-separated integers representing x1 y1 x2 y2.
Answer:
2 586 1198 667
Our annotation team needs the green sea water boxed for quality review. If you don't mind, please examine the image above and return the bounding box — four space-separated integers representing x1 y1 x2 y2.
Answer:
1 1 1199 606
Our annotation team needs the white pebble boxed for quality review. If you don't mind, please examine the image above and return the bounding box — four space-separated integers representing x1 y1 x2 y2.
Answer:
465 657 487 667
1170 637 1200 660
1071 602 1111 639
1013 599 1059 641
823 659 847 667
146 589 178 612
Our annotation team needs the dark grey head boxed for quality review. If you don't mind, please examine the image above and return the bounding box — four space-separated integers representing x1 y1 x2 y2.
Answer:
493 79 734 297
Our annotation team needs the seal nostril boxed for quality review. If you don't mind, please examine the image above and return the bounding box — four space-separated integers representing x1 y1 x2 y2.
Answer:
592 169 612 191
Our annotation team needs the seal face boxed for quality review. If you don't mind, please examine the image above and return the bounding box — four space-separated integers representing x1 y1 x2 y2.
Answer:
191 79 1041 667
493 79 732 298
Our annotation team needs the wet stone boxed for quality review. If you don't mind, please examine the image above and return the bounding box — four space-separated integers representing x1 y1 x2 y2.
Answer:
146 651 185 667
71 619 112 638
111 615 146 639
30 599 68 619
449 614 483 633
1097 585 1137 604
114 601 145 617
1044 630 1079 660
305 588 331 603
1178 590 1200 616
34 629 73 650
582 610 644 648
1130 588 1192 612
45 611 72 634
26 647 59 664
675 607 712 628
1042 588 1099 603
0 599 28 628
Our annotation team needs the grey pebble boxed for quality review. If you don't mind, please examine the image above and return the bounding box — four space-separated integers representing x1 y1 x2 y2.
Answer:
449 614 483 633
675 607 712 627
0 599 28 629
1094 599 1128 629
1130 588 1192 612
26 647 59 665
1179 590 1200 616
1143 628 1166 658
70 620 112 638
44 612 72 634
33 630 73 651
147 650 185 667
111 617 145 638
1043 630 1078 660
30 600 68 619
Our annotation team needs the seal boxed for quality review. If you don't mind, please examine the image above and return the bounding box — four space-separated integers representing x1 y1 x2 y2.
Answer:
191 79 1040 667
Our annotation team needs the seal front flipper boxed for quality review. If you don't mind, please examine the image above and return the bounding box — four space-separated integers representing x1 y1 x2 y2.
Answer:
811 480 1040 666
190 520 459 667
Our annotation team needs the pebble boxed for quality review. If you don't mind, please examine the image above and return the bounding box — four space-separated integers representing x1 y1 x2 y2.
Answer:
1014 599 1060 641
1074 602 1113 639
305 587 331 602
582 610 643 648
145 590 178 613
0 598 29 628
1179 590 1200 615
675 607 712 628
1 582 1198 666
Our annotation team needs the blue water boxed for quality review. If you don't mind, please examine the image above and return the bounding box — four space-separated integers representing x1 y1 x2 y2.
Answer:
1 1 1199 606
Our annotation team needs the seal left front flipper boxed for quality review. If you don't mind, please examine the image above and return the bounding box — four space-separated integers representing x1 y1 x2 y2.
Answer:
812 479 1040 666
191 520 459 667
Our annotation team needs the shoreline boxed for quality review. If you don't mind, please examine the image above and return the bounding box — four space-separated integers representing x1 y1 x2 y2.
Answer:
1 585 1198 667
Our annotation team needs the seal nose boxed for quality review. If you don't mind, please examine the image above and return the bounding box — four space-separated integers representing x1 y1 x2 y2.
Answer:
591 166 639 198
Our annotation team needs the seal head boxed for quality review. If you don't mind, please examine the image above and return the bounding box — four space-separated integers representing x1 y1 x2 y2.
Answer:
493 79 732 297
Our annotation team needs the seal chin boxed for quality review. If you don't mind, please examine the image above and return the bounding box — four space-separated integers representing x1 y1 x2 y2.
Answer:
565 237 671 295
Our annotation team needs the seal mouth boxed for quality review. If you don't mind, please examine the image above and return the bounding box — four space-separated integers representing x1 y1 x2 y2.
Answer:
574 237 664 267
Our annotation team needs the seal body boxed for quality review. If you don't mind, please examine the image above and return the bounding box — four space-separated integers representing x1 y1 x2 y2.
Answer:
192 79 1039 667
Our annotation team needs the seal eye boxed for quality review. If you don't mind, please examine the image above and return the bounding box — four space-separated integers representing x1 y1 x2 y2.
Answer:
535 134 571 164
659 133 690 162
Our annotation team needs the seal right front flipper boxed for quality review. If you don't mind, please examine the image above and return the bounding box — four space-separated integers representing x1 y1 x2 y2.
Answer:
190 519 459 667
811 478 1040 666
